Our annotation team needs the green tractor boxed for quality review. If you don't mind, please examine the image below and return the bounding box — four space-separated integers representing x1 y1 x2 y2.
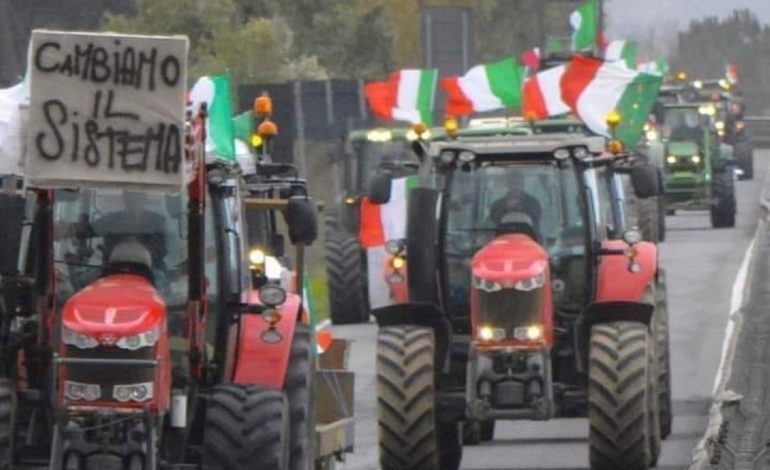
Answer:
652 103 736 228
325 126 426 324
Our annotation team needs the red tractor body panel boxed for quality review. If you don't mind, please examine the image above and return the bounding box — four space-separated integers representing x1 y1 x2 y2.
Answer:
383 254 409 304
230 290 303 389
59 274 171 412
470 234 553 349
596 240 658 303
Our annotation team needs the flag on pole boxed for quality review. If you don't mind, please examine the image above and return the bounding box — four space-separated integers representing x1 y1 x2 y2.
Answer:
561 55 663 146
604 40 638 69
725 62 739 84
440 57 526 116
364 69 438 125
522 65 570 120
570 0 598 51
190 73 236 160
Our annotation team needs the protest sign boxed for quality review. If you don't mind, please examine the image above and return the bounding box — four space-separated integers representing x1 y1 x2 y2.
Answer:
25 30 189 188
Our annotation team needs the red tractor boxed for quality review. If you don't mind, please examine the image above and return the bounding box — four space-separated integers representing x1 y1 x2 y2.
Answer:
373 132 671 470
0 104 326 469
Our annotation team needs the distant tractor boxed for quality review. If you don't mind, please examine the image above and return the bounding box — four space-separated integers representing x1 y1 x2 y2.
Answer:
652 102 736 228
373 130 671 470
325 126 423 324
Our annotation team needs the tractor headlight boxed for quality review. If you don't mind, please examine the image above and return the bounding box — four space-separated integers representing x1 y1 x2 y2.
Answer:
116 324 160 351
62 327 99 349
387 272 405 284
259 285 287 307
514 273 546 291
391 255 406 270
473 277 502 293
715 121 725 131
646 129 659 141
385 239 405 255
553 148 571 160
513 325 543 341
458 151 476 163
440 150 456 164
249 248 266 265
691 155 701 164
113 382 154 402
64 380 101 401
666 155 677 165
478 326 505 341
623 229 643 245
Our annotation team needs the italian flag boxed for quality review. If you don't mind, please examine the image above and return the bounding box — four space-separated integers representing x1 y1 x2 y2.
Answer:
359 175 419 249
561 55 663 146
440 57 526 116
522 65 570 120
604 40 638 69
570 0 598 51
364 69 438 125
189 74 236 160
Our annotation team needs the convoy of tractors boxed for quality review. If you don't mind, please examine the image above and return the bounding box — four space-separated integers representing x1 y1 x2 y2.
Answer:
0 29 756 470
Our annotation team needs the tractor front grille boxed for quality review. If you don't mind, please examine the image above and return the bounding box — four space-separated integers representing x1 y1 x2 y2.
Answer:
64 345 156 388
476 288 543 338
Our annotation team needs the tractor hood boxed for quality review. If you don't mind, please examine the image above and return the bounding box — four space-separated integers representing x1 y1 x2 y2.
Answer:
62 274 166 340
472 234 549 286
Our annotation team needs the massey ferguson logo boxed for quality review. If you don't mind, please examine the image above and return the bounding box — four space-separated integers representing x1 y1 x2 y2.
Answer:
99 334 118 346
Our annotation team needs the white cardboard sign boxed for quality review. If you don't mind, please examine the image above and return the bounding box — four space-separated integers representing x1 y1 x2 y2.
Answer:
25 30 189 188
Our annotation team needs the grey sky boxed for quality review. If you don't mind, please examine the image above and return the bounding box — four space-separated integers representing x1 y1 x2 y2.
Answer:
606 0 770 38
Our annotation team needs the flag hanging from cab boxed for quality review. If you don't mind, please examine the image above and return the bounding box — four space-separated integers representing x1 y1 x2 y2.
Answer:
364 69 438 125
441 57 526 116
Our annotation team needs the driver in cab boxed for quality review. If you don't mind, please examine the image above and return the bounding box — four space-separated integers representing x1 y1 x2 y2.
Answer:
489 172 542 231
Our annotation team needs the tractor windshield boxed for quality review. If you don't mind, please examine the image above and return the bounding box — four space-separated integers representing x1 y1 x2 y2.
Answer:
662 107 707 143
53 188 188 310
443 161 587 315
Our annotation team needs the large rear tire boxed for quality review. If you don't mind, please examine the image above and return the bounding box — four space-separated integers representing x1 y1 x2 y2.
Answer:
656 271 673 439
202 385 289 470
325 235 369 325
710 170 736 228
589 322 654 470
377 325 461 470
0 381 13 470
735 141 754 180
286 324 315 470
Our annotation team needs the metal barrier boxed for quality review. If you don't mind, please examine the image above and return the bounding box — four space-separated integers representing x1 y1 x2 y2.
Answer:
745 116 770 148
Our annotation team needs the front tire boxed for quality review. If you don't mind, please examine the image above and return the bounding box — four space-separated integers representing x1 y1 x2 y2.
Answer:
325 236 369 324
589 322 654 470
0 381 13 470
656 272 673 439
377 325 461 470
711 170 736 228
286 325 315 470
202 385 289 470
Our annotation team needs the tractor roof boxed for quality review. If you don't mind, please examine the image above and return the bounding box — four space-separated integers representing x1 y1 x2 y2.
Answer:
430 133 606 160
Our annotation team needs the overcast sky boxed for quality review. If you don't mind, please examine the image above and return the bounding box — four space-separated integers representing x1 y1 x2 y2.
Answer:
606 1 770 38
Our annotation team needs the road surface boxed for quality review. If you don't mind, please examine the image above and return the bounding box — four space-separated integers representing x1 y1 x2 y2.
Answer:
330 152 768 470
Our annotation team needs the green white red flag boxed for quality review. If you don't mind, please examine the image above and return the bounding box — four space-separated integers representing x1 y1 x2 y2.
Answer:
364 69 438 125
604 40 638 69
359 175 419 249
637 58 669 76
570 0 598 51
522 65 570 119
441 57 526 116
561 55 663 146
190 73 236 161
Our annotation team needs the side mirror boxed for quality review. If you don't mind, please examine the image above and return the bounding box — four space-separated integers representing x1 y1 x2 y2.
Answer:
367 171 392 205
412 140 428 159
630 164 660 199
287 196 318 245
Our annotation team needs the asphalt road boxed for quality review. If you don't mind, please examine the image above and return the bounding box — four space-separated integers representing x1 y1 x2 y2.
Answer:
330 152 769 470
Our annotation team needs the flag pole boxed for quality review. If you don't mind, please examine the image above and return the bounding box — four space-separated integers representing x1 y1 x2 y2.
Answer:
597 0 604 56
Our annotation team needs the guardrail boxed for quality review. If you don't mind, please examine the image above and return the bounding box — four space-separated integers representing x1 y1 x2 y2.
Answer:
745 116 770 148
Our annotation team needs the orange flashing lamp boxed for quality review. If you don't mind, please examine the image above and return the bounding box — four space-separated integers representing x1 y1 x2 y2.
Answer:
258 120 279 138
444 115 459 136
607 139 625 155
254 92 273 118
412 122 428 136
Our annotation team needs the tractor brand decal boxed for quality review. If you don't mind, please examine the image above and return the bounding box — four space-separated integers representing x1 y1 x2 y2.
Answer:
25 30 189 189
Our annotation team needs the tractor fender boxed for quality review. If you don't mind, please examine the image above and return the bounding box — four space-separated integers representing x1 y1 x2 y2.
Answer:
372 302 451 372
229 291 303 390
596 240 657 303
